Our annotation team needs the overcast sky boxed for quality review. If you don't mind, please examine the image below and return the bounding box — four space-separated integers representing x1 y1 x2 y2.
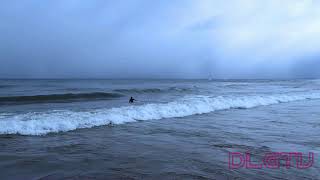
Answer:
0 0 319 79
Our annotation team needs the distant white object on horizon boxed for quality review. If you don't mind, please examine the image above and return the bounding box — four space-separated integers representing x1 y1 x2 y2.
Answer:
208 74 214 81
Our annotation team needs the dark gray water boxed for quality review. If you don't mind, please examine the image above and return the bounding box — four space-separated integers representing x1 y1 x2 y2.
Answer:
0 79 319 179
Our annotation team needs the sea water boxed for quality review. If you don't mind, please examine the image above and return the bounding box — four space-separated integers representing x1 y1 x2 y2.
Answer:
0 79 319 179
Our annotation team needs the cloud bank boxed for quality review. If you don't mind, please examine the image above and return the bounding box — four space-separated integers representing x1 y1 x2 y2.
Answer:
0 0 319 78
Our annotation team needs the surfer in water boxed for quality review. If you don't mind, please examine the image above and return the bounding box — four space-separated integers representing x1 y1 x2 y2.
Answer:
129 97 136 103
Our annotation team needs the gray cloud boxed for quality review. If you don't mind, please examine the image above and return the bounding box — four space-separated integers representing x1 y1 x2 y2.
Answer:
0 0 319 79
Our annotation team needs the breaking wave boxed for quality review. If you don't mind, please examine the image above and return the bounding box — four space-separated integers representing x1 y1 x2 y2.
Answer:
0 92 124 105
1 91 320 135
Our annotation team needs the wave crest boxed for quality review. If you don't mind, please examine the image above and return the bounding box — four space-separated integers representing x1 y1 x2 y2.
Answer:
0 92 123 105
113 87 191 94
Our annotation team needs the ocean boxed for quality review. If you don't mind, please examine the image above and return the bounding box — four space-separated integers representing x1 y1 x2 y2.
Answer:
0 79 319 179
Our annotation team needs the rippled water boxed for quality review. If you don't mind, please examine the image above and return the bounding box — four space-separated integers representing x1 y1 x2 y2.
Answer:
0 79 319 179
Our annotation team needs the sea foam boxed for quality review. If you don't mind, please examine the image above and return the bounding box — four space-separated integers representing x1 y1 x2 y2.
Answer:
1 92 320 135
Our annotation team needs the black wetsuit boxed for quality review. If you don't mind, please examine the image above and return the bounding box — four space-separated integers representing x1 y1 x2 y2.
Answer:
129 97 135 103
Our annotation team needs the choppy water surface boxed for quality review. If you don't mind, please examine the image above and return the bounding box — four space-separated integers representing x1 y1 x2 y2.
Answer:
0 79 319 179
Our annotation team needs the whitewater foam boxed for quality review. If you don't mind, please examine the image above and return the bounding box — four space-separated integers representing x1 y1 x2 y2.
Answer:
1 92 320 135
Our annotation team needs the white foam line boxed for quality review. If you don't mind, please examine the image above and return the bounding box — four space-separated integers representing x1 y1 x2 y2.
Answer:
1 92 320 135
